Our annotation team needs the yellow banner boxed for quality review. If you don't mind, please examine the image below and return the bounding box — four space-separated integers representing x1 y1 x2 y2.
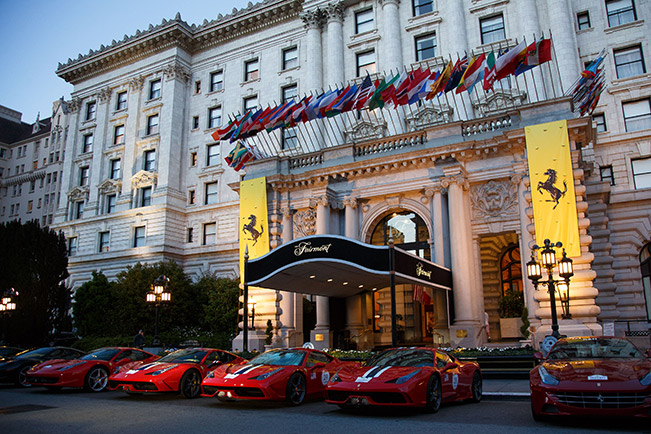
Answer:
239 177 269 282
525 120 580 258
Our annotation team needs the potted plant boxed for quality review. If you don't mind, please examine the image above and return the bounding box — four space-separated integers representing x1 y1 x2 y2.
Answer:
498 289 525 339
264 319 273 350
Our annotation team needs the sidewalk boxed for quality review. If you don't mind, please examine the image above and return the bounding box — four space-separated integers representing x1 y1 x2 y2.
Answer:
483 378 530 399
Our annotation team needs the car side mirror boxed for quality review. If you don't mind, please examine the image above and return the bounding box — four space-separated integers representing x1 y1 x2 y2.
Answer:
533 351 544 361
445 361 458 370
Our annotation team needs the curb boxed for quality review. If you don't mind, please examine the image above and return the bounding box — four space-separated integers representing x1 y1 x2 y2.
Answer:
483 392 531 401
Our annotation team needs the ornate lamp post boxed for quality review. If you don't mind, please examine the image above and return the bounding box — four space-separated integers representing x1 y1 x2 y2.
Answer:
526 239 574 339
146 275 171 346
1 288 18 344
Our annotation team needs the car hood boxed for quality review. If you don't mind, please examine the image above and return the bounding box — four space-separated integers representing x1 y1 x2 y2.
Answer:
336 365 420 383
32 359 84 371
121 361 184 375
219 363 290 379
543 359 651 382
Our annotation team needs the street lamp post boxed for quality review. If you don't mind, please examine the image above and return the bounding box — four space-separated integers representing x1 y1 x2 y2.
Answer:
526 239 574 339
146 275 171 346
1 288 18 344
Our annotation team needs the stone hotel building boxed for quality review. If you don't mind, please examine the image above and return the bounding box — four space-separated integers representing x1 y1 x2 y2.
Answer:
46 0 650 350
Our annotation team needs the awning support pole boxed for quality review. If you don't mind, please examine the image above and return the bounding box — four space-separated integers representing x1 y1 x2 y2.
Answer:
389 239 397 347
243 246 249 352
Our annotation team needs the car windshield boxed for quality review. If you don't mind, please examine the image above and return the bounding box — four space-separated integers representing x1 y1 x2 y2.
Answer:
366 349 434 367
547 338 645 360
15 348 55 360
81 348 120 361
158 349 207 364
248 350 306 367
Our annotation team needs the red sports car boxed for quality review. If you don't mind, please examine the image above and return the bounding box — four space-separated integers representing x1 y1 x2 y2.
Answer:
108 348 243 398
26 347 158 392
530 336 651 420
325 347 482 412
201 348 354 405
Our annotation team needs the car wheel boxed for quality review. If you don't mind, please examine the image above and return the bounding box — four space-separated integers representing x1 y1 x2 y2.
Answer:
17 366 32 387
179 370 202 399
85 366 109 392
285 373 306 406
470 371 482 402
424 374 442 413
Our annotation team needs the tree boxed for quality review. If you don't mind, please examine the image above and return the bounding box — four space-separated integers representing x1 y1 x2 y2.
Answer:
199 276 239 349
0 220 71 346
72 271 117 336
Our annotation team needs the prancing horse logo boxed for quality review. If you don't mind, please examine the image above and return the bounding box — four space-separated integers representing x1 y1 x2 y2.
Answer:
537 168 567 210
243 214 264 246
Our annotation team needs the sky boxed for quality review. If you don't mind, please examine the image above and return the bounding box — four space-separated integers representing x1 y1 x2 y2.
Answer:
0 0 256 124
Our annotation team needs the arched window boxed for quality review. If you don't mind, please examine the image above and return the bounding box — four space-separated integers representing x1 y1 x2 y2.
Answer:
370 211 430 260
641 243 651 320
500 245 522 296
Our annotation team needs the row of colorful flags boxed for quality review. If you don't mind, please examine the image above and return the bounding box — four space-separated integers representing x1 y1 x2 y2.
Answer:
219 37 554 171
571 50 607 117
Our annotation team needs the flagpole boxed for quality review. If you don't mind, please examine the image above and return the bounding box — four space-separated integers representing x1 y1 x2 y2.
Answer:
305 90 324 151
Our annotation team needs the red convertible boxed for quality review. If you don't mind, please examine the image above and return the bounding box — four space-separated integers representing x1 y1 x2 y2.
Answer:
108 348 243 398
26 347 158 392
201 348 353 405
530 336 651 420
325 347 482 412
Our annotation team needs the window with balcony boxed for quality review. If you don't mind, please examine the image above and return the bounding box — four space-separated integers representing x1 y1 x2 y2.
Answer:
480 14 506 44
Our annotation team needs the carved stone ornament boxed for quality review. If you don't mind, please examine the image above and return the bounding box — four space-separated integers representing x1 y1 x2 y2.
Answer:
131 170 158 189
470 179 519 220
324 2 344 22
406 105 454 131
163 63 191 82
98 178 122 194
129 75 145 92
97 87 112 103
344 120 387 142
67 186 89 201
472 89 527 114
300 9 324 29
67 98 81 114
293 208 317 238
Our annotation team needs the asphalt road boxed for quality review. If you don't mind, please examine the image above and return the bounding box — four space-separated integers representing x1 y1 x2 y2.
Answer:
0 385 648 434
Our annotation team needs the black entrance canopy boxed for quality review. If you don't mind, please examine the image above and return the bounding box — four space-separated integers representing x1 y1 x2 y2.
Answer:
242 235 452 348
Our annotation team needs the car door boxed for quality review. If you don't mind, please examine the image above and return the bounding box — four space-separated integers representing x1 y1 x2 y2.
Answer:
304 352 330 397
436 351 460 400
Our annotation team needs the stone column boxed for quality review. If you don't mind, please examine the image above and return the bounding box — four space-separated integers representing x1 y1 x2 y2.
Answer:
547 0 581 93
425 185 445 264
312 195 330 349
440 0 472 119
443 171 482 346
344 198 364 347
325 2 345 146
280 206 297 346
122 76 144 201
518 0 546 101
56 98 80 222
517 174 538 328
380 0 404 133
86 87 111 215
301 9 324 148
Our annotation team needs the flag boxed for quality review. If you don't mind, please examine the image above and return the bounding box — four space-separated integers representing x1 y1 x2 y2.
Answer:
316 88 341 117
495 39 528 80
287 95 312 127
266 100 297 132
417 70 439 100
212 117 238 141
367 73 400 110
352 74 374 110
239 177 270 283
456 53 485 94
426 60 453 99
225 141 255 171
514 38 552 76
393 72 413 106
444 56 468 93
229 110 254 142
328 84 358 116
412 284 432 304
407 68 432 104
242 106 272 138
482 51 497 91
380 72 401 107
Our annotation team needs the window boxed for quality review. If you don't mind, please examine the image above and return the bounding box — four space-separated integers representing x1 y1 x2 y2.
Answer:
500 245 523 296
187 227 194 243
191 152 197 167
192 116 199 130
593 113 607 132
99 231 110 252
75 201 84 219
623 99 651 132
116 91 127 110
189 189 196 204
133 226 146 247
143 149 156 171
194 81 201 94
606 0 636 27
203 222 216 245
480 14 505 44
209 107 222 129
79 166 89 186
577 11 591 30
141 186 152 207
243 95 258 113
206 144 220 166
282 46 298 70
600 165 615 185
210 70 223 92
109 158 121 179
85 101 96 121
415 33 437 61
356 50 376 76
244 59 259 81
82 133 93 153
30 180 35 192
114 124 125 145
355 8 374 34
27 200 33 213
614 45 645 79
413 0 433 16
146 114 159 135
149 79 162 99
282 85 299 149
632 157 651 189
67 237 77 256
106 194 116 213
205 181 218 204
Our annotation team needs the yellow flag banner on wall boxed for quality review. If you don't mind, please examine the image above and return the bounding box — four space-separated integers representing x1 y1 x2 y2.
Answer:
525 120 581 258
239 177 270 283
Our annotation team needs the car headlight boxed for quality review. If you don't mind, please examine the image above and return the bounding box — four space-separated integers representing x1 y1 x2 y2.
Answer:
640 371 651 386
388 369 421 385
59 362 86 371
145 365 178 376
538 365 559 386
251 368 283 380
